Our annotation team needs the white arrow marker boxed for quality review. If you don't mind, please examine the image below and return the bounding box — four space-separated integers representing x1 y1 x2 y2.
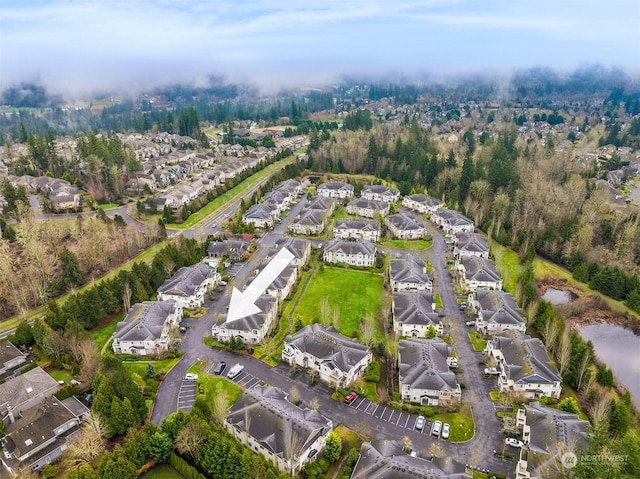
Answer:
226 247 295 323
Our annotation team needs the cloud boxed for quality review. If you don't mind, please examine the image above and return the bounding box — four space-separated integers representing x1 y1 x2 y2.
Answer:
1 0 638 97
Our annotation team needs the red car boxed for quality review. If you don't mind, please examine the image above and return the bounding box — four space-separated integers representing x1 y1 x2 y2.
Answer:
344 392 358 404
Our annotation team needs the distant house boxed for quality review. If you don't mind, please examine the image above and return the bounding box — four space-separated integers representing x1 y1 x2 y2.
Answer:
212 295 278 344
282 324 372 388
225 385 333 476
265 264 298 301
273 237 311 270
431 208 474 234
514 402 590 479
242 202 279 228
332 219 381 242
322 239 376 267
206 238 252 261
0 342 28 381
351 440 470 479
306 196 336 216
487 331 562 399
392 291 442 337
389 256 432 293
361 185 400 203
0 367 59 426
317 181 354 199
385 213 427 239
289 209 328 235
1 396 90 474
453 232 489 259
456 256 502 292
402 194 443 215
157 263 219 309
346 198 389 218
112 301 183 356
273 179 303 197
469 288 526 335
398 338 461 406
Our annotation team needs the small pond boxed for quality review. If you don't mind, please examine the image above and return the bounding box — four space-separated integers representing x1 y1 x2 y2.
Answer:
577 323 640 410
541 288 577 305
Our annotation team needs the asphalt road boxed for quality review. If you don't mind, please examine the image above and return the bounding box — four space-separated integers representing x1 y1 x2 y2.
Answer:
150 215 512 477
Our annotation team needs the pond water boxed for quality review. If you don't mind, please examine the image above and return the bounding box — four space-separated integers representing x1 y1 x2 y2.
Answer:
541 288 577 305
577 323 640 410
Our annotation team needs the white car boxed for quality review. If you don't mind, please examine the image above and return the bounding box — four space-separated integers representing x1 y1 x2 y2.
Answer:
227 363 244 379
505 438 524 448
431 420 442 437
415 415 425 430
184 373 198 381
484 367 499 375
442 423 450 439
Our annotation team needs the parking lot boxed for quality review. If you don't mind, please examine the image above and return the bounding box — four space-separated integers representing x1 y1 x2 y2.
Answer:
177 379 197 412
226 264 243 277
228 369 263 390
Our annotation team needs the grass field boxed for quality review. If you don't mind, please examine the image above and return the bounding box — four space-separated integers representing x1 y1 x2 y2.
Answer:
468 331 487 352
141 464 184 479
123 357 181 397
294 267 384 340
432 403 475 442
90 314 123 352
488 238 522 295
380 238 433 250
189 361 243 405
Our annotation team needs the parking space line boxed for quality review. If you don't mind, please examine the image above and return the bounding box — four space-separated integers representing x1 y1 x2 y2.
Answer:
403 415 410 428
395 412 403 425
370 403 379 416
353 397 366 409
379 406 388 420
387 409 395 423
363 401 373 414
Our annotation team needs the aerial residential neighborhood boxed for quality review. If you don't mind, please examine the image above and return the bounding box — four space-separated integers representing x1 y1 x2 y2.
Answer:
0 26 639 478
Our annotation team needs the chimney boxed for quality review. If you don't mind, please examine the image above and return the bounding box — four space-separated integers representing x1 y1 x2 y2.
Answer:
7 405 15 424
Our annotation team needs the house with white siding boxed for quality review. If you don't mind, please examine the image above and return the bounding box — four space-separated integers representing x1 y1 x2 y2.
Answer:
282 324 372 388
323 240 376 267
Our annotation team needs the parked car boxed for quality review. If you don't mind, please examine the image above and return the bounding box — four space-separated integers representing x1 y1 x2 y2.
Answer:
415 416 425 430
459 302 468 311
213 361 226 375
431 420 442 437
184 373 198 381
344 391 358 404
484 367 499 376
227 363 244 379
465 320 476 327
442 423 450 439
505 438 524 448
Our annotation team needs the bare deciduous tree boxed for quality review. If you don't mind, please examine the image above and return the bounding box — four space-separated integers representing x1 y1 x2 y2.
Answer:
576 351 592 391
557 329 572 377
176 420 206 459
360 315 377 347
331 304 341 330
318 296 331 327
308 397 320 411
212 389 230 424
122 282 132 313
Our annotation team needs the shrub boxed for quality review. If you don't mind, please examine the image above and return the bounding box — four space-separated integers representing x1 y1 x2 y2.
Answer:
364 361 381 382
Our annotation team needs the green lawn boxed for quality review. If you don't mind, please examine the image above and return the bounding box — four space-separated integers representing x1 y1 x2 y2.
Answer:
90 314 124 352
488 238 521 295
295 267 384 340
123 357 181 377
48 369 73 384
432 403 475 442
141 464 184 479
380 238 433 250
189 361 243 404
468 331 487 352
97 203 120 210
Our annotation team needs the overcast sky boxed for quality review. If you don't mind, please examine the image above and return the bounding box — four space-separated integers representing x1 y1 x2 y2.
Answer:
1 0 639 97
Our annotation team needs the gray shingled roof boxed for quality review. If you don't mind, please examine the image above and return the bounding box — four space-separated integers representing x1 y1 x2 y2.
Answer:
352 440 470 479
114 301 178 342
324 239 376 256
157 263 215 297
393 291 439 326
460 256 501 283
492 331 561 384
223 295 277 332
284 325 370 375
386 213 426 231
475 289 526 327
0 367 58 413
399 338 458 393
226 385 331 460
333 218 379 232
405 193 442 207
455 232 489 254
389 256 430 285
